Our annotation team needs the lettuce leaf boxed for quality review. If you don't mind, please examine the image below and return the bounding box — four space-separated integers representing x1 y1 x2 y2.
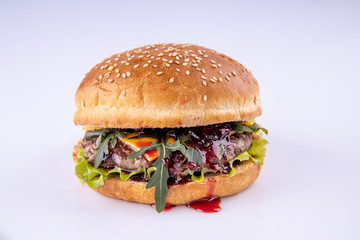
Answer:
74 147 146 188
228 136 269 176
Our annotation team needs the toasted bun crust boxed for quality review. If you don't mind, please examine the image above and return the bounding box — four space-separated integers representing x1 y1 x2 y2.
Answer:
73 141 261 205
74 43 261 128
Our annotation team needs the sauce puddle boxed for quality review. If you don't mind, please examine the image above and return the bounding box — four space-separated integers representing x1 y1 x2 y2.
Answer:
186 196 221 213
150 203 176 212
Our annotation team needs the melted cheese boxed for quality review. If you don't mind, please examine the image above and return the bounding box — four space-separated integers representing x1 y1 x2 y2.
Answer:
82 126 102 131
121 133 159 161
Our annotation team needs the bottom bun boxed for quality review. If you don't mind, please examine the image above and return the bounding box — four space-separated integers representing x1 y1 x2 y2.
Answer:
73 141 262 205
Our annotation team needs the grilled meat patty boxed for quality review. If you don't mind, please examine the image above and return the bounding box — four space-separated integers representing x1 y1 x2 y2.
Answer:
81 126 253 175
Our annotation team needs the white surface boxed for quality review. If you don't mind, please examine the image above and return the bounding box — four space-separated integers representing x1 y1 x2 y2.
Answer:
1 0 359 239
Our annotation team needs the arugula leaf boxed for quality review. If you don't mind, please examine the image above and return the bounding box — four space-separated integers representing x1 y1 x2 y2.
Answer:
178 133 191 146
127 139 188 212
127 142 162 159
85 128 114 140
185 147 203 165
94 134 112 168
233 122 268 135
146 145 169 213
91 130 126 168
165 140 186 155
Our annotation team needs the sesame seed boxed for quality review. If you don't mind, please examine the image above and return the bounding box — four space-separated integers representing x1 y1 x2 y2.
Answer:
150 56 155 59
156 57 160 60
184 58 190 62
202 69 206 73
201 76 207 80
176 68 181 72
183 62 188 66
169 77 175 83
196 68 201 71
108 79 114 83
212 64 218 68
225 76 230 81
113 64 118 67
219 70 223 74
219 77 223 82
209 78 216 83
143 63 149 67
175 61 180 65
148 60 152 63
126 71 131 77
168 60 173 63
166 63 170 67
192 63 198 67
176 56 180 60
106 60 111 63
157 53 164 56
156 71 163 75
81 100 85 106
121 61 126 64
117 73 120 78
202 80 207 86
227 73 232 77
218 64 222 67
210 60 216 63
232 71 237 76
134 64 139 68
125 62 129 66
186 70 190 75
203 95 207 101
115 58 119 61
122 73 126 78
204 54 208 58
153 64 158 68
138 55 144 58
98 74 103 80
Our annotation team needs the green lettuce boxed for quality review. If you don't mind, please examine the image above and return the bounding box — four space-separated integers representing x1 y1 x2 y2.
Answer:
228 136 269 177
74 147 146 188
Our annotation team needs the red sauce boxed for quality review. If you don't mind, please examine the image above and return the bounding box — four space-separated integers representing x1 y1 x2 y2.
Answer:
207 178 216 197
150 203 176 212
186 196 221 213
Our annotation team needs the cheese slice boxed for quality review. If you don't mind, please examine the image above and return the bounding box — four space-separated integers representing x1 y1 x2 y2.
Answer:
121 133 159 161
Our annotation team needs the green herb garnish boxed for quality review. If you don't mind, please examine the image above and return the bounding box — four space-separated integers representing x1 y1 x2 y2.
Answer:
233 122 268 135
85 129 125 168
127 140 186 213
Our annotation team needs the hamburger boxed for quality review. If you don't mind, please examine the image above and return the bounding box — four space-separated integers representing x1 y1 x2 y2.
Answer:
73 43 268 212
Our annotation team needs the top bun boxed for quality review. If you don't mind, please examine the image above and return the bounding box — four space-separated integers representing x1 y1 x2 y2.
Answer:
74 43 261 128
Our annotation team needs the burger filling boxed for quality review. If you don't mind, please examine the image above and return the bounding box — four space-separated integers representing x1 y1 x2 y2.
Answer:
75 120 268 212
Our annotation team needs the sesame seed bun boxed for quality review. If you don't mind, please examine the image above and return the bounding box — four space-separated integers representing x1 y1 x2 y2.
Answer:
72 142 261 205
74 43 261 128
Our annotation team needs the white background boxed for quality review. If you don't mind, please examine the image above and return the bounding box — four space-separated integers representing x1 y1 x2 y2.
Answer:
1 0 359 239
